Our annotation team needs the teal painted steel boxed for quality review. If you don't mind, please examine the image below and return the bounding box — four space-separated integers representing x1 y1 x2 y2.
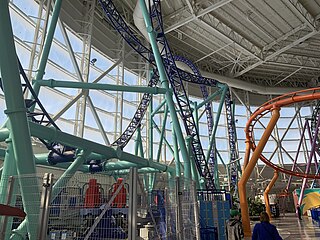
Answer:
28 122 174 173
34 79 167 94
50 150 90 201
134 127 141 156
206 86 228 161
196 89 223 110
151 98 166 117
139 0 190 172
32 0 63 101
0 128 10 142
205 86 228 188
184 136 193 181
190 153 200 189
0 140 18 239
148 96 154 190
172 126 181 177
0 138 17 204
104 167 161 176
156 105 168 163
192 102 200 186
0 2 40 238
152 119 174 154
138 129 144 159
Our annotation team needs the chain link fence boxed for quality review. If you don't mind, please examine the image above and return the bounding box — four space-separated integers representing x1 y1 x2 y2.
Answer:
0 171 206 240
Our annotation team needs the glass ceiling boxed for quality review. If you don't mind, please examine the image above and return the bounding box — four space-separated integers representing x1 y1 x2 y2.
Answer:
0 0 316 175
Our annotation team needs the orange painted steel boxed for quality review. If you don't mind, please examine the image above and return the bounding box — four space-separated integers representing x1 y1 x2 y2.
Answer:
239 107 280 237
264 170 279 220
243 139 251 169
239 88 320 237
247 88 320 178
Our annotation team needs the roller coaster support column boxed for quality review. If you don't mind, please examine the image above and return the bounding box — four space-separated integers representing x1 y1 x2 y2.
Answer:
51 150 90 201
134 126 141 156
156 105 168 163
185 136 193 181
172 125 181 177
0 136 17 204
31 0 63 103
148 95 155 190
139 0 190 168
298 112 320 205
206 85 228 187
135 126 148 191
136 127 144 158
239 107 280 237
264 170 279 220
192 102 201 187
206 85 228 161
0 137 18 240
285 120 308 192
195 88 223 110
0 2 40 239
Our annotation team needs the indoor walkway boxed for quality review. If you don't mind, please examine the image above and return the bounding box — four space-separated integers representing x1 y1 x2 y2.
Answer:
248 213 320 239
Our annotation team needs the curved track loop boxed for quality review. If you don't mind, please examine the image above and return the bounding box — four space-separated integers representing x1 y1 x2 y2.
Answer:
150 0 214 188
98 1 219 87
173 55 216 173
98 0 234 188
17 59 75 157
99 0 220 154
225 90 239 191
246 88 320 179
111 73 159 148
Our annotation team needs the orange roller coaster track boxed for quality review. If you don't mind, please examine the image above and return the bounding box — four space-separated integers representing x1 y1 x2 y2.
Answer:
239 88 320 237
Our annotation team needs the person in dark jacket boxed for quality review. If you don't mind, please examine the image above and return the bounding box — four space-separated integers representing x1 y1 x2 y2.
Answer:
226 209 244 240
296 204 302 220
252 211 282 240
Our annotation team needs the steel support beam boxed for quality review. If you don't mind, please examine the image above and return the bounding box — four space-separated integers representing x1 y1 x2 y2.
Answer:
0 2 40 238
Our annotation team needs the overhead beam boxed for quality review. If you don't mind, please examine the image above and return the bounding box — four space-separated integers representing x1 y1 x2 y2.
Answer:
286 0 316 30
165 0 234 33
234 30 318 77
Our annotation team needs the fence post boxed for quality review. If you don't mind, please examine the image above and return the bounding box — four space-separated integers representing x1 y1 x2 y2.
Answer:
38 173 54 240
0 176 15 239
128 167 138 240
192 181 201 240
175 177 184 240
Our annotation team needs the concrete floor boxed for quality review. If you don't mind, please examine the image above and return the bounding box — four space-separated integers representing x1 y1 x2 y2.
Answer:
245 213 320 239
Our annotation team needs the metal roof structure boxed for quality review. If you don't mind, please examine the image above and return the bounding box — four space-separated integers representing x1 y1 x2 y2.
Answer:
61 0 320 95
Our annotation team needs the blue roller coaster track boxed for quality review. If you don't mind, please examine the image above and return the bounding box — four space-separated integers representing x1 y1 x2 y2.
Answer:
99 0 220 188
6 0 238 189
172 55 216 181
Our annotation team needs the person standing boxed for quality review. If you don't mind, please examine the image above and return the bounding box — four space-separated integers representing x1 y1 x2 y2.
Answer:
252 211 282 240
225 209 244 240
296 204 302 220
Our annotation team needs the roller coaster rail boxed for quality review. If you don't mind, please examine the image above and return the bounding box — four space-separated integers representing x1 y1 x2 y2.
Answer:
246 87 320 178
149 0 214 188
16 59 75 157
98 0 220 88
111 72 159 148
173 55 216 178
98 0 240 189
224 89 239 193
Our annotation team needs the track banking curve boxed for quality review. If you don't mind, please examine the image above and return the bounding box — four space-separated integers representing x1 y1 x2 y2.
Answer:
99 0 223 188
246 87 320 179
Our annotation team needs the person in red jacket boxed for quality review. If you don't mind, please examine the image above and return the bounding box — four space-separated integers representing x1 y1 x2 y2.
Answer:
252 211 282 240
